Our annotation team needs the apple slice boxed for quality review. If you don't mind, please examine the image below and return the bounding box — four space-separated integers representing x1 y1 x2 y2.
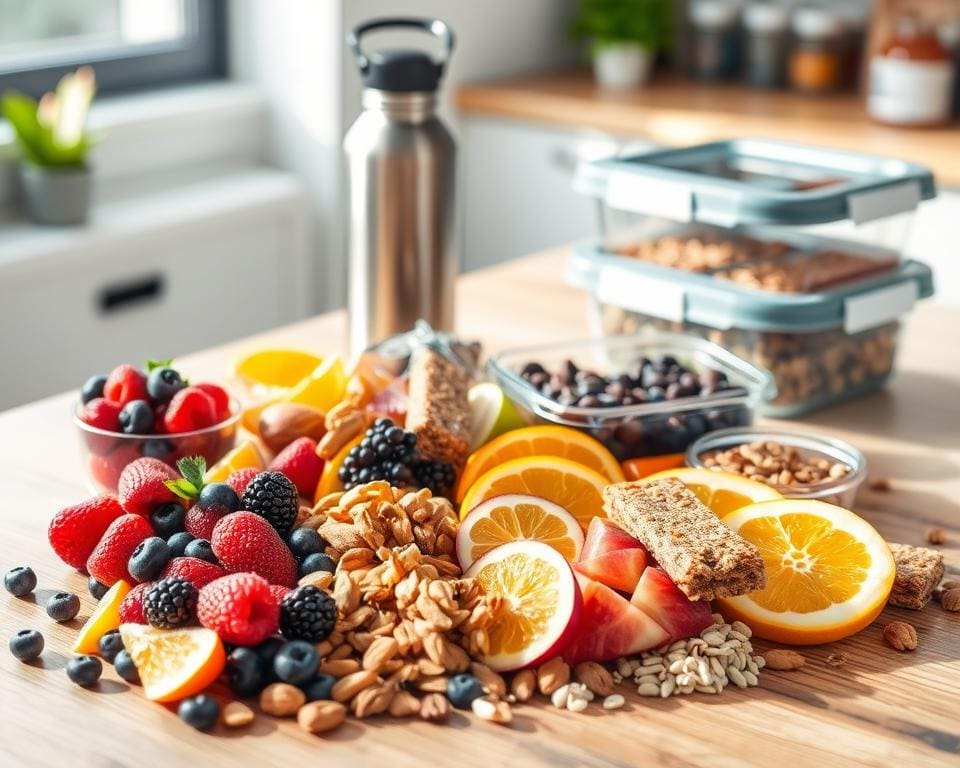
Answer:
574 548 648 594
563 574 670 665
580 517 645 560
630 567 713 642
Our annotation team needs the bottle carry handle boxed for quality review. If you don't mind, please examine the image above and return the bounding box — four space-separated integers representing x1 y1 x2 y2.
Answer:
348 17 455 75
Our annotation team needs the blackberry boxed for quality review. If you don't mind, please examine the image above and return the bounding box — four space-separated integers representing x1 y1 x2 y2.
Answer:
240 471 299 536
279 585 336 643
338 418 419 490
144 578 198 629
412 459 456 497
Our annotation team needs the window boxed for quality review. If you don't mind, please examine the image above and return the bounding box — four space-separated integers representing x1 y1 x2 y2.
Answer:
0 0 225 96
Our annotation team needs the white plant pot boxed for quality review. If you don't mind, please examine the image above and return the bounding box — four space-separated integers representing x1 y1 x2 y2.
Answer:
593 43 653 91
18 163 92 226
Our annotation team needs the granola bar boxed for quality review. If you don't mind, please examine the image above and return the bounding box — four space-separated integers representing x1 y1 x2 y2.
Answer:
888 542 945 610
604 478 766 601
405 348 471 468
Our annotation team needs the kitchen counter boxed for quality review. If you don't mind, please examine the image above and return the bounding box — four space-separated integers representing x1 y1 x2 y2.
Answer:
457 72 960 186
1 247 958 767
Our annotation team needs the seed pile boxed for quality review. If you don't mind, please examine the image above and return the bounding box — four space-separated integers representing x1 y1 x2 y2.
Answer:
700 440 850 488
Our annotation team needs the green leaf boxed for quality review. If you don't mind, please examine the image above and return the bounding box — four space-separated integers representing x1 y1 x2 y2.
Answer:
568 0 673 51
177 456 207 494
146 358 174 372
164 478 198 502
2 91 44 164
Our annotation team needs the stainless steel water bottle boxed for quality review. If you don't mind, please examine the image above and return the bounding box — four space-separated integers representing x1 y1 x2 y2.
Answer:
344 18 457 356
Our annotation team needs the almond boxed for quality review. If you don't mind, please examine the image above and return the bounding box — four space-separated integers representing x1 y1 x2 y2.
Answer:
332 669 379 702
510 669 536 702
419 692 451 722
297 701 346 734
222 701 255 727
260 683 306 716
883 621 918 651
537 657 570 695
942 588 960 612
259 402 326 454
574 661 615 697
762 649 805 671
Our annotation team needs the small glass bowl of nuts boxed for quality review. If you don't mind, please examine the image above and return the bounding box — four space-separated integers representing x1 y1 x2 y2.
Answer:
685 427 867 508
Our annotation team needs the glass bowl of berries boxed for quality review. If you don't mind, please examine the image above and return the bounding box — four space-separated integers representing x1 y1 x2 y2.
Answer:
74 361 241 494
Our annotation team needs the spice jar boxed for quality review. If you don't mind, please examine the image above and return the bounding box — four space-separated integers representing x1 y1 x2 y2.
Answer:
788 6 844 94
689 0 741 81
836 4 869 90
869 15 955 126
743 2 789 88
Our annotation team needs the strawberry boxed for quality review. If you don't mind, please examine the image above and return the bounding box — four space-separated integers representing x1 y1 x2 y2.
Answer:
118 581 151 623
268 584 291 603
86 514 154 585
194 383 231 423
197 573 280 645
268 438 323 498
161 557 226 589
211 511 298 587
184 504 223 540
118 457 178 516
104 364 149 406
79 398 122 431
164 387 217 433
48 496 125 570
227 468 260 498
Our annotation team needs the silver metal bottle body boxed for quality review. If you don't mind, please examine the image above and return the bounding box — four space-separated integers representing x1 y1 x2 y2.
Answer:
345 89 457 356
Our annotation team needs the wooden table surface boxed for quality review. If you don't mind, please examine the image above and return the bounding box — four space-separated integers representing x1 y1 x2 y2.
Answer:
2 248 958 768
457 72 960 186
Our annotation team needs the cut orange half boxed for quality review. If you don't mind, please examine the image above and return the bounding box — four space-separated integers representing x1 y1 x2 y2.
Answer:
203 439 265 484
459 455 609 530
644 467 782 519
72 579 131 654
456 494 585 569
465 540 582 671
717 499 895 645
119 624 226 702
455 425 624 503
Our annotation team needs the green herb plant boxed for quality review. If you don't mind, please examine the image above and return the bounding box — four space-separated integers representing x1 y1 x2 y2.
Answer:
569 0 673 53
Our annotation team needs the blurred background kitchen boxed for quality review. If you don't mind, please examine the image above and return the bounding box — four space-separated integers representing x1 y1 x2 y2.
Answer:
0 0 957 410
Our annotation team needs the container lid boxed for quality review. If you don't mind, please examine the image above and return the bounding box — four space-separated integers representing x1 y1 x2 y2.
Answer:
347 17 454 93
690 0 741 28
567 243 934 333
572 138 937 227
791 6 845 39
744 3 790 33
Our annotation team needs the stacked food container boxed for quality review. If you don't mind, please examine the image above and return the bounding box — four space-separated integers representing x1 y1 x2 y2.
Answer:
565 139 935 417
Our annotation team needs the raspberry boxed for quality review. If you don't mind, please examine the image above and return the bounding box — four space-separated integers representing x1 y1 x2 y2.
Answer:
197 573 280 646
164 387 217 433
194 383 231 422
160 557 226 589
184 504 223 540
226 468 260 498
118 581 152 624
118 457 178 517
79 398 122 431
86 514 154 586
268 438 324 499
104 364 149 406
48 496 125 571
144 578 198 628
280 585 336 642
268 584 292 603
211 511 298 588
240 472 299 536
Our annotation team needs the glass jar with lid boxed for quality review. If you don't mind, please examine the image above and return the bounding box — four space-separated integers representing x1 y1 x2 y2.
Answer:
689 0 742 81
743 2 790 88
789 6 844 94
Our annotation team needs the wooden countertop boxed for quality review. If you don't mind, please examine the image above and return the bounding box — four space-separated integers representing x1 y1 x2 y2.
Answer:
457 72 960 186
1 248 958 767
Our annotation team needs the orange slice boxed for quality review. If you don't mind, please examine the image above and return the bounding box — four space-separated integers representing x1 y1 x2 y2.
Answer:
456 426 624 503
621 453 685 481
643 467 782 519
313 433 364 502
119 624 226 702
234 348 324 389
717 499 895 645
459 455 608 530
456 494 585 569
203 439 265 484
242 356 347 434
72 579 131 654
464 540 581 671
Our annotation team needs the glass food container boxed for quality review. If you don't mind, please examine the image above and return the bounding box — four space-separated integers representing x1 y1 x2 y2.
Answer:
487 331 775 461
570 139 936 417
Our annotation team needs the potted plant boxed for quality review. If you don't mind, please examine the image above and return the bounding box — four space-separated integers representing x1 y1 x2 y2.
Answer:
570 0 673 90
2 66 97 226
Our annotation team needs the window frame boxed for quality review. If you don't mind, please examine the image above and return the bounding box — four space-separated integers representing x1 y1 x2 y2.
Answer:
0 0 226 97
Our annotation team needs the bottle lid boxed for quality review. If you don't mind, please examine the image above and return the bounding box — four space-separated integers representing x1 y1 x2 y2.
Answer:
744 3 790 33
690 0 740 29
791 6 844 40
348 18 454 93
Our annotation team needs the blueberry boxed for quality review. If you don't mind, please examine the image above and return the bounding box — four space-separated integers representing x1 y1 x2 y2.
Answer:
143 438 175 461
302 673 336 701
288 528 325 560
167 531 195 558
183 538 217 564
226 646 265 698
255 636 285 671
4 566 36 597
298 553 336 579
273 640 319 685
9 629 43 661
46 592 81 622
66 655 102 686
147 367 185 405
150 502 186 538
178 694 220 731
446 673 485 710
128 537 171 582
88 576 109 600
113 650 140 684
81 374 107 405
118 400 155 435
98 629 124 663
199 482 239 514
